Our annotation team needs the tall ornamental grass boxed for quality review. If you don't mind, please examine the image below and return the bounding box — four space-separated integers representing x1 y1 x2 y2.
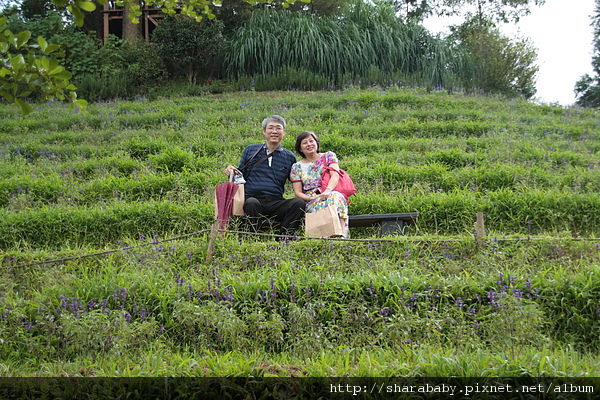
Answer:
225 1 475 89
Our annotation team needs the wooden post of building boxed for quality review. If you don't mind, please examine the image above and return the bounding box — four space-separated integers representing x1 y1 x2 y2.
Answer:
103 3 110 44
475 212 485 247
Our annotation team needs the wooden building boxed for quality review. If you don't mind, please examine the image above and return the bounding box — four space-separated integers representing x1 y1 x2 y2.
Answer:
102 1 166 43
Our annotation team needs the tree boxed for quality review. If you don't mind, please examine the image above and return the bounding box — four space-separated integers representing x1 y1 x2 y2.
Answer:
451 16 538 98
214 0 348 36
20 0 57 19
211 0 254 33
396 0 545 23
265 0 349 15
123 0 142 41
393 0 433 21
575 0 600 108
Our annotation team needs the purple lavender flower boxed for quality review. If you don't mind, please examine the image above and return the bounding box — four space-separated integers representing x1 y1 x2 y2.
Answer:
454 297 463 309
488 291 500 309
101 299 108 313
369 279 377 299
408 294 417 310
224 286 234 304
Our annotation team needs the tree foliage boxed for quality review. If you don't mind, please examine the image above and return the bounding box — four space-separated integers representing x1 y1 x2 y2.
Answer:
393 0 433 21
20 0 59 19
0 0 292 113
0 17 86 114
396 0 545 23
575 0 600 108
450 17 538 98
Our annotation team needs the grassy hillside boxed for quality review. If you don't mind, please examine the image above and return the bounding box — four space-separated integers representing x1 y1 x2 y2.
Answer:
1 88 600 249
1 87 599 381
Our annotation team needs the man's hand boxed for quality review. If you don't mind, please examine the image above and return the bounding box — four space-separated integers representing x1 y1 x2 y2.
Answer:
225 165 236 176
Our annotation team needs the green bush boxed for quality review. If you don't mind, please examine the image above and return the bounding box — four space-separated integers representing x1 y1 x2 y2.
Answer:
152 15 225 84
51 31 124 78
74 71 132 101
120 39 167 89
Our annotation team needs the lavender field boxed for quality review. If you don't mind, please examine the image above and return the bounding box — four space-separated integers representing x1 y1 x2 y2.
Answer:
0 87 599 379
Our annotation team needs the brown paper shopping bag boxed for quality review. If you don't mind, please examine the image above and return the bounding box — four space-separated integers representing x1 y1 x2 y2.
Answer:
305 204 344 238
232 183 245 216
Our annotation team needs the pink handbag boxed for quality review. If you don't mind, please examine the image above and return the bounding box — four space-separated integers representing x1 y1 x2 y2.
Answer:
319 167 356 201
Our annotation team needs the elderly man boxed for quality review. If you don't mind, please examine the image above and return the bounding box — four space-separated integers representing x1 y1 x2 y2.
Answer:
225 115 306 239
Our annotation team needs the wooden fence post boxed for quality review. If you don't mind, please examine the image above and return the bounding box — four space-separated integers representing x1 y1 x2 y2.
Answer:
206 222 219 264
475 212 485 246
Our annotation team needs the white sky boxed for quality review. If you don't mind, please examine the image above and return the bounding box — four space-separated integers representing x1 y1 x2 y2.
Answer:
423 0 597 106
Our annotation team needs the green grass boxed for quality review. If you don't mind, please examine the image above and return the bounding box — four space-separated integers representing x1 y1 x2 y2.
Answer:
1 86 600 378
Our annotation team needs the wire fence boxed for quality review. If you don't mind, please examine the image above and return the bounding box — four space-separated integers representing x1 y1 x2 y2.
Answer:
4 225 600 270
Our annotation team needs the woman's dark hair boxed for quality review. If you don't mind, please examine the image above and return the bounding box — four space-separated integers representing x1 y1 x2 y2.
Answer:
295 131 320 158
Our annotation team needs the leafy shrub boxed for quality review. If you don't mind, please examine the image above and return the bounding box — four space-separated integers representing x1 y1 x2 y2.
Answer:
5 9 64 39
152 15 225 84
60 311 158 358
74 71 132 101
51 31 123 78
451 18 538 98
171 302 248 350
120 39 167 89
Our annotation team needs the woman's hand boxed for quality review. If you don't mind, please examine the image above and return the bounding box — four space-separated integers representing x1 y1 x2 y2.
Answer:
311 188 332 202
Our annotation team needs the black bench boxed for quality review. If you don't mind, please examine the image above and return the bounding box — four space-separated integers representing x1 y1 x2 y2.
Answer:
348 212 419 236
230 212 419 237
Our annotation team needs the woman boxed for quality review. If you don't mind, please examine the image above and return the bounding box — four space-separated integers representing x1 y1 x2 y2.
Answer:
290 131 349 238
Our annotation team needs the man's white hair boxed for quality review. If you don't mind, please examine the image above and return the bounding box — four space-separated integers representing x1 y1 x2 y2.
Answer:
262 115 286 129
